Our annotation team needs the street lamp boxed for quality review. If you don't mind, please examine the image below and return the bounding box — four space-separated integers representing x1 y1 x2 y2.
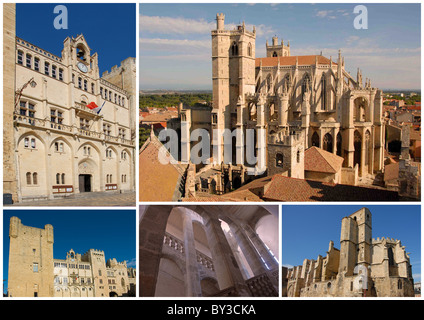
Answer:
14 77 37 112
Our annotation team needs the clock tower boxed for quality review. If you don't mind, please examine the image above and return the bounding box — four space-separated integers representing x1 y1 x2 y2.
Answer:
62 34 99 80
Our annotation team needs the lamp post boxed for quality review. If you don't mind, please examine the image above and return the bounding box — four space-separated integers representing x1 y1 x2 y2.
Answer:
14 77 37 112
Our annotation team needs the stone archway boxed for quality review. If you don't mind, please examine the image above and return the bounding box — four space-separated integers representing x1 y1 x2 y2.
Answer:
78 160 96 192
336 132 342 157
354 130 362 170
311 131 320 147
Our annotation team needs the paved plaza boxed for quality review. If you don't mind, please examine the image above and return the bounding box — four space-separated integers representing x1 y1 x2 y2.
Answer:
5 192 136 207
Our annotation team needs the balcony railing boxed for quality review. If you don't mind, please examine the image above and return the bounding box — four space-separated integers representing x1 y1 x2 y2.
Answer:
163 232 214 271
14 113 134 146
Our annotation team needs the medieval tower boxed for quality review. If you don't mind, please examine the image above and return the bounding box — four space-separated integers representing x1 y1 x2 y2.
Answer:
8 216 55 297
82 249 109 297
211 13 256 165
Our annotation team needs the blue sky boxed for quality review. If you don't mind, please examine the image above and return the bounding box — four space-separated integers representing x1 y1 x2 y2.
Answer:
140 3 420 90
17 3 136 75
281 205 421 282
2 209 136 295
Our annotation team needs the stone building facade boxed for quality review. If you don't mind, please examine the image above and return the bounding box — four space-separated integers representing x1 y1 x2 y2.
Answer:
139 205 279 297
7 216 135 297
286 208 415 297
4 16 136 203
168 13 385 197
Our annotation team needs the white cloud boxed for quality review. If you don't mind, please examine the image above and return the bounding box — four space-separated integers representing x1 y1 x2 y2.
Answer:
316 8 351 19
140 14 275 38
316 10 335 19
140 38 211 50
126 258 137 268
140 15 215 35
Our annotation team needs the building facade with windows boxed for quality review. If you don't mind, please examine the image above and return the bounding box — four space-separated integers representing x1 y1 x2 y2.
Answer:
7 216 136 297
7 33 136 202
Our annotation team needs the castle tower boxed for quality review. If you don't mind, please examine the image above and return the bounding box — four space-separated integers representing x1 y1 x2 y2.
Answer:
8 217 54 297
83 249 109 297
211 13 256 164
338 208 372 276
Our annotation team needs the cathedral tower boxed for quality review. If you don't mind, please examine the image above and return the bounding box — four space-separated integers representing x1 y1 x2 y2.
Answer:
211 13 256 164
338 208 372 277
266 36 290 57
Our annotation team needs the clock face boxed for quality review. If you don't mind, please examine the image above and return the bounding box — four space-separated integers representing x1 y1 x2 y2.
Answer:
77 62 88 73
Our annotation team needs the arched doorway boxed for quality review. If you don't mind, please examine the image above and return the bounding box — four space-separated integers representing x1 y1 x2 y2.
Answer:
78 161 94 192
233 175 242 189
311 131 320 147
155 257 185 297
364 130 371 174
336 132 342 157
201 277 220 296
354 130 362 169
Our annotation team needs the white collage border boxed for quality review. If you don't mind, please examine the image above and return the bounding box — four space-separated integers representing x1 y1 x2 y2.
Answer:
0 0 422 304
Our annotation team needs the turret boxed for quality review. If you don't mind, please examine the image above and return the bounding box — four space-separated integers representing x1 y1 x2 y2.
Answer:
216 13 225 30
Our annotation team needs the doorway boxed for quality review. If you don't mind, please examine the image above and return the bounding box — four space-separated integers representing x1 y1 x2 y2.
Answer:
79 174 91 192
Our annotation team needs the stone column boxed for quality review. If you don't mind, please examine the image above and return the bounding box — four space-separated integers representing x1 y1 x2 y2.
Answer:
361 128 366 177
139 205 174 297
180 113 191 164
242 224 279 271
236 98 244 165
256 95 266 174
346 97 355 168
228 221 266 276
181 209 202 297
278 94 289 128
203 215 250 296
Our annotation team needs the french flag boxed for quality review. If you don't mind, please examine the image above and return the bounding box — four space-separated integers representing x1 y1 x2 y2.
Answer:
86 101 105 114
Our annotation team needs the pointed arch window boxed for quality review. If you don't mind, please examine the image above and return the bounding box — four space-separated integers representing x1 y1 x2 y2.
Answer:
248 43 252 57
231 41 238 56
311 131 320 147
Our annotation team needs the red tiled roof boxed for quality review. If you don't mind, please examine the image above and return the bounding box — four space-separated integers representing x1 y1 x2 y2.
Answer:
141 111 178 123
261 175 399 202
255 55 335 67
304 147 344 174
139 136 186 201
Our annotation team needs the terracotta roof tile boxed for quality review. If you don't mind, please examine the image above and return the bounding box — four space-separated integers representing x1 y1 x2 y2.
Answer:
139 136 186 201
262 175 399 202
304 147 344 173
